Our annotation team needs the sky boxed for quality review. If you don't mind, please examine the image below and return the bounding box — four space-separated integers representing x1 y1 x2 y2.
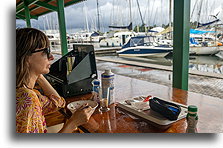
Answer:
16 0 223 33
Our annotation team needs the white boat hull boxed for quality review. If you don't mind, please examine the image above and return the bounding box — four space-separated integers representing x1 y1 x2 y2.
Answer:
118 52 170 58
190 46 223 55
100 37 122 47
117 46 172 58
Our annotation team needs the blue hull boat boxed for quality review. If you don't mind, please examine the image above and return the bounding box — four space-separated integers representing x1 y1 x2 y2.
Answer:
117 36 173 58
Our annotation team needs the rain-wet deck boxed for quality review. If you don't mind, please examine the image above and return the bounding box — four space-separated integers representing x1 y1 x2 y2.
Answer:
96 60 223 99
52 51 223 99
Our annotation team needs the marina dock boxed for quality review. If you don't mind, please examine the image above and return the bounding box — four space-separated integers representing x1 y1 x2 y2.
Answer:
96 56 223 79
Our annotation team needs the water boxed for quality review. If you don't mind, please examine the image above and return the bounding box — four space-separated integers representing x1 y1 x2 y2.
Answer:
112 55 223 74
51 43 223 75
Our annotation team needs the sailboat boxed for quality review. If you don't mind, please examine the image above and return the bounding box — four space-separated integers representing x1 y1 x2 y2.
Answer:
155 0 223 55
99 25 136 47
69 1 104 43
189 28 223 55
188 0 223 55
99 0 140 47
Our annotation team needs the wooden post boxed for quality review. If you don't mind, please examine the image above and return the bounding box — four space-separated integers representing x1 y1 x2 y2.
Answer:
172 0 190 90
24 0 31 27
57 0 68 55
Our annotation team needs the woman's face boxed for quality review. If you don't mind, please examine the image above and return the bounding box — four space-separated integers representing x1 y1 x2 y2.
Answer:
27 48 54 76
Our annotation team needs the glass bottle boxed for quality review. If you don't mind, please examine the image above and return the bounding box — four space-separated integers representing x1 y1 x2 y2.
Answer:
101 69 115 105
186 105 198 133
91 79 100 104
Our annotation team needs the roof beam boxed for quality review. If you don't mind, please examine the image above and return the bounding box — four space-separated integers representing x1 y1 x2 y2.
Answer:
17 12 38 20
16 0 42 14
35 1 57 11
16 0 24 7
35 0 86 17
16 14 26 20
17 0 86 18
28 0 55 15
16 3 25 14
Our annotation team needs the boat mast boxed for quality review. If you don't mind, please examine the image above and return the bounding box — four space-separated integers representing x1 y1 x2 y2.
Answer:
136 0 145 26
129 0 132 31
197 0 204 26
84 2 89 33
96 0 100 32
190 0 199 24
169 0 172 39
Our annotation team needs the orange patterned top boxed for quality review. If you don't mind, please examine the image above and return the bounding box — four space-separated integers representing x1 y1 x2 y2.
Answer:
16 87 66 133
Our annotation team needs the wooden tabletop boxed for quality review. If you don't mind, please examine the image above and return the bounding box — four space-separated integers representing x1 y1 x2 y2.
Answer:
45 74 223 133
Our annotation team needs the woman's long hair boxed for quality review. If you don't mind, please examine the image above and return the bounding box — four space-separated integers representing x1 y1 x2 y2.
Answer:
16 28 50 88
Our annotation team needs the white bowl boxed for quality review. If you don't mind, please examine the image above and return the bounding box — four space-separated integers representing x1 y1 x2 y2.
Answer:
67 100 98 113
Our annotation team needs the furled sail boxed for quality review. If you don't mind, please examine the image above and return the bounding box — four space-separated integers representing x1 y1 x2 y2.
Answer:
109 22 132 30
197 19 220 28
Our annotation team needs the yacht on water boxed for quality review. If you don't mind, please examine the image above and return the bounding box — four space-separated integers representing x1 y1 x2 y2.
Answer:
189 33 223 55
46 33 60 45
99 30 147 47
116 36 173 58
69 31 104 43
99 31 135 47
44 30 72 46
43 30 61 46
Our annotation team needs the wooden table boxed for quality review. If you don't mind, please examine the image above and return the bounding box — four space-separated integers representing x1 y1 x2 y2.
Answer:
45 74 223 133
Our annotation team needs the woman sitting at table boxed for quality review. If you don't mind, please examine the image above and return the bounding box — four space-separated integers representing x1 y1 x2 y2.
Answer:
16 28 93 133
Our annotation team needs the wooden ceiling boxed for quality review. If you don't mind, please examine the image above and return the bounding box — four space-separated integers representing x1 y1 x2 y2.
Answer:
16 0 85 20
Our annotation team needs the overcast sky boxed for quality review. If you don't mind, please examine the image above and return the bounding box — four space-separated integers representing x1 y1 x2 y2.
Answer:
16 0 223 33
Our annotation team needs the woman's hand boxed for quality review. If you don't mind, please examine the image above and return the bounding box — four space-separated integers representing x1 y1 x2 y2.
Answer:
59 104 94 133
69 105 94 127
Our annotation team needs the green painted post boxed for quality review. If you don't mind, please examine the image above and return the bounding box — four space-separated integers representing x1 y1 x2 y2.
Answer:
24 0 31 27
173 0 190 90
57 0 68 56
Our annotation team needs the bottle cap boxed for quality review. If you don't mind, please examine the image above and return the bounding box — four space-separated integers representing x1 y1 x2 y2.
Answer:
92 79 100 85
105 69 111 74
188 105 198 112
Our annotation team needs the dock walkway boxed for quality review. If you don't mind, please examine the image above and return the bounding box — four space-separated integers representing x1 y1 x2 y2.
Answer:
96 58 223 99
96 56 223 79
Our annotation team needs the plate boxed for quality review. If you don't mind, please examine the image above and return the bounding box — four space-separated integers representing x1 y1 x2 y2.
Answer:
117 97 188 126
67 100 98 113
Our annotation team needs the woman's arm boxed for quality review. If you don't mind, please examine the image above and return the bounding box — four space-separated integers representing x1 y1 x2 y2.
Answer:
36 74 60 98
36 74 65 114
